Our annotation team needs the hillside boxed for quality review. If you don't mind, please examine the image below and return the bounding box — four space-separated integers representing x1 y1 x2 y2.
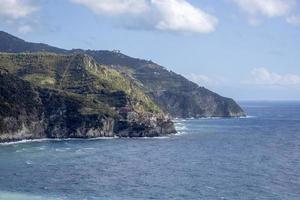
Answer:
0 31 67 53
0 53 176 142
0 68 116 142
0 53 161 114
0 31 245 118
73 50 246 117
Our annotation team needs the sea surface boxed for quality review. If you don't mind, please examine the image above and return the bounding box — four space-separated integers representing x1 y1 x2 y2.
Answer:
0 101 299 200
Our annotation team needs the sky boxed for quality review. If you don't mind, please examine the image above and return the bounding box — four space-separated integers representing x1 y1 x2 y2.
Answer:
0 0 300 100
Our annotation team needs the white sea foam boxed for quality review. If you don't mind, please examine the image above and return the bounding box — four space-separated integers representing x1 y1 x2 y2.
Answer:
0 137 118 146
174 124 187 131
37 147 46 151
75 149 83 153
0 134 179 145
55 148 71 152
87 136 118 140
15 148 26 153
75 147 99 154
151 136 170 139
206 186 217 191
174 115 256 121
25 161 33 165
0 139 51 146
83 147 96 150
174 131 187 136
239 115 256 119
0 191 59 200
126 136 171 140
173 118 186 123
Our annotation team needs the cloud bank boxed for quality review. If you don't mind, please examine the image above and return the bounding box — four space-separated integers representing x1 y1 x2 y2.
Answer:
231 0 295 17
245 67 300 87
0 0 37 19
71 0 218 34
0 0 37 34
71 0 148 15
186 73 225 86
230 0 298 25
286 15 300 26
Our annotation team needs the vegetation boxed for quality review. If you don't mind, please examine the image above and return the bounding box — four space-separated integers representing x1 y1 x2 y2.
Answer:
0 53 161 115
0 31 245 118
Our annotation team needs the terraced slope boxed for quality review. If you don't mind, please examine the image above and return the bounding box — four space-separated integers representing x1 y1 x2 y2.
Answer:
0 31 245 118
0 53 176 142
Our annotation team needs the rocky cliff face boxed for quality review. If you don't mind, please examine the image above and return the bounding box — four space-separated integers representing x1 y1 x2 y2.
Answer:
77 50 246 118
0 31 245 118
0 54 176 142
0 30 247 142
0 68 45 142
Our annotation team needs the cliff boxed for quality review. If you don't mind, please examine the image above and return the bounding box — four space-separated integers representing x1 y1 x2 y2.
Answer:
76 50 246 118
0 31 245 118
0 53 176 142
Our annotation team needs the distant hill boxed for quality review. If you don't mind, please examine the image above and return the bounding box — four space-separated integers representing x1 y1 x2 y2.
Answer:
0 31 67 54
0 31 245 118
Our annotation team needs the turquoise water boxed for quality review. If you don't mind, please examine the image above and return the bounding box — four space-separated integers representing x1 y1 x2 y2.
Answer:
0 101 299 200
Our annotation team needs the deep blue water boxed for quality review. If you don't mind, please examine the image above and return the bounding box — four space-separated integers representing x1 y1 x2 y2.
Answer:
0 101 299 200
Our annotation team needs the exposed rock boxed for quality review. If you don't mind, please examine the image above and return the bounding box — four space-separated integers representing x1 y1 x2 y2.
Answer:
0 31 245 118
0 31 247 142
0 62 176 142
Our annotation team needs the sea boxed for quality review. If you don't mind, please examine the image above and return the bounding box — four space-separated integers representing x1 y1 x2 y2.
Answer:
0 101 299 200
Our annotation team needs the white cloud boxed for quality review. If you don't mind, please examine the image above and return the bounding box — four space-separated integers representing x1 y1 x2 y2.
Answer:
187 74 211 84
152 0 218 33
231 0 295 17
0 0 37 19
287 15 300 26
0 0 37 34
70 0 148 15
245 67 300 86
71 0 218 34
248 17 261 26
230 0 298 25
17 24 33 34
186 73 225 86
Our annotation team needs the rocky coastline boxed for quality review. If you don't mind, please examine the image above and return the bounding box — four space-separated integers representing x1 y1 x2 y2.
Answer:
0 68 176 143
0 31 246 142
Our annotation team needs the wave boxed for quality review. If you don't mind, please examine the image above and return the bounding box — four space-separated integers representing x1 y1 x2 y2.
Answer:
16 148 27 153
0 191 57 200
75 147 97 154
87 136 119 140
0 134 183 146
26 160 33 165
174 131 187 136
175 126 187 131
121 136 171 140
147 136 170 139
0 137 117 146
174 115 256 120
173 118 187 123
0 138 51 146
196 115 256 119
55 148 71 152
38 146 46 151
239 115 256 119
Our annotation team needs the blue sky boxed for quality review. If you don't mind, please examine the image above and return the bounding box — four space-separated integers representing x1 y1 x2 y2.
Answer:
1 0 300 100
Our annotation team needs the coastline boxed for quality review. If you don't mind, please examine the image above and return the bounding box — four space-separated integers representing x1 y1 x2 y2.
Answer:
173 115 255 121
0 137 118 146
0 135 182 146
0 116 254 145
